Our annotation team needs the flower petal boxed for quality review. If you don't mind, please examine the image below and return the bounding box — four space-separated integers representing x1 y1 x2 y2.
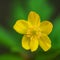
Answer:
13 20 28 34
39 34 51 51
30 36 38 52
22 35 30 50
28 11 40 27
40 21 53 35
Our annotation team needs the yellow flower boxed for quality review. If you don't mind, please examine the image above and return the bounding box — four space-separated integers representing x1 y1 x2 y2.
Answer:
13 11 53 52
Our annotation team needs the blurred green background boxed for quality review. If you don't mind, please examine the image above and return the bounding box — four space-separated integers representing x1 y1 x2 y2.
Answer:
0 0 60 60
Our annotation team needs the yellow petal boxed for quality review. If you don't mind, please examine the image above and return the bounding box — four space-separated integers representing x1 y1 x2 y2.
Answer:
39 34 51 51
40 21 53 35
22 35 30 50
28 11 40 27
30 36 38 52
13 20 28 34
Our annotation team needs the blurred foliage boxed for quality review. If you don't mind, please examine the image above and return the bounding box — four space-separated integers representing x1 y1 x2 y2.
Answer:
51 16 60 51
0 26 22 52
0 0 60 60
0 54 23 60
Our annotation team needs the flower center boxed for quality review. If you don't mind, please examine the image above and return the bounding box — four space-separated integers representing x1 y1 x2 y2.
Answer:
26 26 41 38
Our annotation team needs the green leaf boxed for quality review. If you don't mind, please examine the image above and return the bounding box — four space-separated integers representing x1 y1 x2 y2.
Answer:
0 26 22 52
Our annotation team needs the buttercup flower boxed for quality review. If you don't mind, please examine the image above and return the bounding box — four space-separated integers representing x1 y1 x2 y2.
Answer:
13 11 53 52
